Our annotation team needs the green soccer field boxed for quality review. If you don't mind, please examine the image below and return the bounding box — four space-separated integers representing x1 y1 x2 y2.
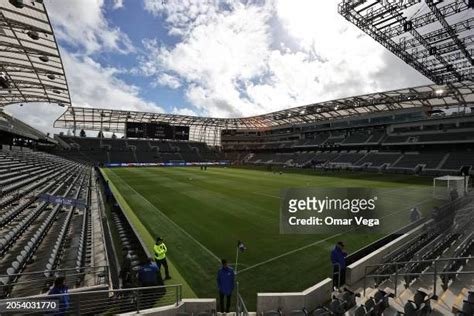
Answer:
102 166 435 309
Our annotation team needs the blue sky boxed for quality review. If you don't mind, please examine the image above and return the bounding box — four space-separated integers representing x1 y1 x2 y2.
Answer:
6 0 431 134
95 1 190 112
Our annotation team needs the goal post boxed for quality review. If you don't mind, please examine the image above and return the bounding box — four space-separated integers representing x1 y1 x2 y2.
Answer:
433 175 469 199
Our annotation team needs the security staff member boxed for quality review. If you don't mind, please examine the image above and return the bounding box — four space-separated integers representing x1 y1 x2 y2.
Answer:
217 259 235 313
153 236 171 280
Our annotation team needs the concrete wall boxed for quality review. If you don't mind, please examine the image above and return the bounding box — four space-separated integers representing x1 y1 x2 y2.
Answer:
256 278 333 314
345 220 432 286
118 298 216 316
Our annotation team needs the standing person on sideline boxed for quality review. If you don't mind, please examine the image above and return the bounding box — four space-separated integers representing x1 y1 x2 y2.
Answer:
48 277 70 316
330 241 347 290
137 258 165 309
137 257 160 287
153 237 171 280
217 259 235 314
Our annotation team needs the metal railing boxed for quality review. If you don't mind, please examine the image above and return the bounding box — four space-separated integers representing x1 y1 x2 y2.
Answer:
0 284 182 315
235 283 249 316
363 256 474 297
0 266 109 298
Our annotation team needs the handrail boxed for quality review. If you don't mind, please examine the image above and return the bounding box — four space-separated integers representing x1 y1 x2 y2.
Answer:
0 284 183 315
236 282 249 316
364 256 474 269
363 256 474 297
0 265 109 279
94 168 115 287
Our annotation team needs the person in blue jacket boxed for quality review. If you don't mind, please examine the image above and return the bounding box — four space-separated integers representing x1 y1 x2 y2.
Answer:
330 241 347 290
48 277 70 316
138 257 160 287
217 259 235 313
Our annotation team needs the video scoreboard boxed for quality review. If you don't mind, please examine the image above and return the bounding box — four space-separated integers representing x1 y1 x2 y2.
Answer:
126 122 189 140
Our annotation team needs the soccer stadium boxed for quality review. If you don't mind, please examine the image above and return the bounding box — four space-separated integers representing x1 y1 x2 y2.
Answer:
0 0 473 315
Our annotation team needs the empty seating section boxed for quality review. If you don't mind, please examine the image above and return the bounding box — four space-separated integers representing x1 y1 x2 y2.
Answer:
222 116 474 175
325 131 346 146
383 132 474 145
392 152 446 169
248 153 275 164
442 151 474 170
0 150 101 298
355 152 401 167
300 197 474 316
101 138 127 151
383 135 409 143
153 141 171 152
190 142 219 160
298 133 329 147
342 132 371 144
369 199 474 315
126 139 151 152
224 151 243 162
367 130 385 143
109 209 147 288
234 148 474 175
331 152 365 164
313 151 339 162
271 153 294 164
292 152 316 165
55 125 474 175
417 132 474 143
109 150 136 163
58 136 219 163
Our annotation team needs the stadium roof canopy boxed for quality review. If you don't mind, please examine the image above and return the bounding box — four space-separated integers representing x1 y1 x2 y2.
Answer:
0 0 71 107
55 80 474 145
338 0 473 84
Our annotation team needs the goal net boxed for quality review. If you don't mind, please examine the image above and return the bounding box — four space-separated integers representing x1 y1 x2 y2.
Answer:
433 175 469 200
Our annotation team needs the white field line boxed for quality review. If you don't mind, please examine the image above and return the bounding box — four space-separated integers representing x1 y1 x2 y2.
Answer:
378 196 434 220
236 233 344 274
254 191 281 199
254 186 430 202
112 174 221 262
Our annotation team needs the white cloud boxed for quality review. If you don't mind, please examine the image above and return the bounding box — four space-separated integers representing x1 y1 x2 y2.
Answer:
113 0 124 9
45 0 133 54
155 73 182 89
172 107 198 116
141 0 430 118
62 52 163 113
144 0 221 36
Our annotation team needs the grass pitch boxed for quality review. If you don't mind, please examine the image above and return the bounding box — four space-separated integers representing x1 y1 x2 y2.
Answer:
102 166 433 308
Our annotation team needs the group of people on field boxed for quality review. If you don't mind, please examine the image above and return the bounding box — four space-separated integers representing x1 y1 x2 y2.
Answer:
118 236 348 314
118 236 236 313
48 239 346 315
